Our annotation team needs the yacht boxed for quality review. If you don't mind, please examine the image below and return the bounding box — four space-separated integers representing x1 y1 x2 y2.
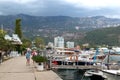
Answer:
84 69 107 80
101 54 120 80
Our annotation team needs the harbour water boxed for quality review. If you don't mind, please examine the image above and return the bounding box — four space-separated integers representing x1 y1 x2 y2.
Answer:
54 69 120 80
53 69 90 80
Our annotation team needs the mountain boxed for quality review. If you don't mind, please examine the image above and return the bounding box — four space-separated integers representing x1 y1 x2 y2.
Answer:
1 14 120 29
82 26 120 46
0 14 120 43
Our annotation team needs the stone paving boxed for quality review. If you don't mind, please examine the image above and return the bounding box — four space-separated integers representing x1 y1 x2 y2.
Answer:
0 56 62 80
0 56 35 80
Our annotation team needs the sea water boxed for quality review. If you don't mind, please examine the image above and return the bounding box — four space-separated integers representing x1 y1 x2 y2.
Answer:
54 69 120 80
54 69 90 80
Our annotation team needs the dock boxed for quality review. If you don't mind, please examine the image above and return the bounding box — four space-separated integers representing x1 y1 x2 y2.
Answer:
52 65 102 70
0 56 62 80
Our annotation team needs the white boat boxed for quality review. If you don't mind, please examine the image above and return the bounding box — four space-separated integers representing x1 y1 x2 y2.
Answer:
51 48 106 66
101 53 120 80
84 69 107 80
102 70 120 80
102 70 120 75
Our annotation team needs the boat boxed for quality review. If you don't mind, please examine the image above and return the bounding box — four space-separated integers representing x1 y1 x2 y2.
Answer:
101 53 120 80
52 48 106 66
102 70 120 80
84 69 107 80
102 54 120 80
53 49 94 66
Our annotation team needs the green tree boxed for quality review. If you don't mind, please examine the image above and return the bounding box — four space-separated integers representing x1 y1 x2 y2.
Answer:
22 38 32 49
14 19 23 54
0 29 6 50
34 37 45 49
15 19 22 39
0 29 13 50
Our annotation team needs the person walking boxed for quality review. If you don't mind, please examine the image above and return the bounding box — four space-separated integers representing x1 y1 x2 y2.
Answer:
31 50 37 57
25 48 31 66
31 50 37 63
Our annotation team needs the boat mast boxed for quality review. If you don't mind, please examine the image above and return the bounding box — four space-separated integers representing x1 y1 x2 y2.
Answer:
93 48 99 63
107 46 112 70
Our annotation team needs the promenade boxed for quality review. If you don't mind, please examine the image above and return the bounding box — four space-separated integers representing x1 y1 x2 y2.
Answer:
0 56 62 80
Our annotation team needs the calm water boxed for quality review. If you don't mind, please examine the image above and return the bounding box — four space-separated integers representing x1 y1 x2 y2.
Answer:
53 69 90 80
54 69 120 80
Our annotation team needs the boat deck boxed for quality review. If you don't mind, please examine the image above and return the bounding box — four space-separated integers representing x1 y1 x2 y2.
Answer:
102 70 120 75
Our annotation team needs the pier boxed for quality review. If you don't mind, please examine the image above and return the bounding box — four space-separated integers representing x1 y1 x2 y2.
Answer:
52 65 102 70
0 56 62 80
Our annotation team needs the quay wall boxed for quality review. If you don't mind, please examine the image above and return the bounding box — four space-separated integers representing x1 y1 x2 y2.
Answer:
34 70 63 80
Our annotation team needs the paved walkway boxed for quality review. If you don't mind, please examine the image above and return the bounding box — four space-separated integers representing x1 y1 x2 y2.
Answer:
0 56 62 80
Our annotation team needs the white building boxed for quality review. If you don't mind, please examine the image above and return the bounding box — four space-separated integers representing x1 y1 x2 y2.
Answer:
54 36 64 48
4 34 22 44
48 42 54 48
66 41 74 48
4 35 12 40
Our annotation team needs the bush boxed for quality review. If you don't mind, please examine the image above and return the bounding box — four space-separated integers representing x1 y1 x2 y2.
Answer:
32 55 47 63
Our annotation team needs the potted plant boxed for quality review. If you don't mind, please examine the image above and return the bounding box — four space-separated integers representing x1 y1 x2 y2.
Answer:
32 55 47 71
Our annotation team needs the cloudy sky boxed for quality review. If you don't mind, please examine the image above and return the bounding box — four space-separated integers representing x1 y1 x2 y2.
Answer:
0 0 120 18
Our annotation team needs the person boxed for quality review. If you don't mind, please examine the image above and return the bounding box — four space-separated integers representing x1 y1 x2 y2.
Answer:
31 50 37 56
25 48 31 66
31 50 37 63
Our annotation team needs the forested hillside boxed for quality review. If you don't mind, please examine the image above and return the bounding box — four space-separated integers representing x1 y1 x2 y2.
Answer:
1 14 120 44
82 26 120 46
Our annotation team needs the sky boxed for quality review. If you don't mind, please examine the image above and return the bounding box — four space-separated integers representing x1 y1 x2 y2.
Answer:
0 0 120 18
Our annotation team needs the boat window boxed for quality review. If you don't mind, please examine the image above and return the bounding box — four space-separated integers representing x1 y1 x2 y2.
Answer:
81 56 87 58
60 52 62 54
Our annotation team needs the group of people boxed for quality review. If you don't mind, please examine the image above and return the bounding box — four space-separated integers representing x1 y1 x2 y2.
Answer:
25 48 37 66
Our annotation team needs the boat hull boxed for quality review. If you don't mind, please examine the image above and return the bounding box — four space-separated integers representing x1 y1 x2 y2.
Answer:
85 70 107 80
89 74 106 80
103 71 120 80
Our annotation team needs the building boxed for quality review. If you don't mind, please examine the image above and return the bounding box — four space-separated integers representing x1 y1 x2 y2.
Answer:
66 41 74 48
4 34 22 44
48 42 54 48
54 36 64 48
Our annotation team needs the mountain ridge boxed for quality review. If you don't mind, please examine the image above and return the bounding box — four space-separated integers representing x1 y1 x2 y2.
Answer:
0 14 120 29
1 14 120 43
